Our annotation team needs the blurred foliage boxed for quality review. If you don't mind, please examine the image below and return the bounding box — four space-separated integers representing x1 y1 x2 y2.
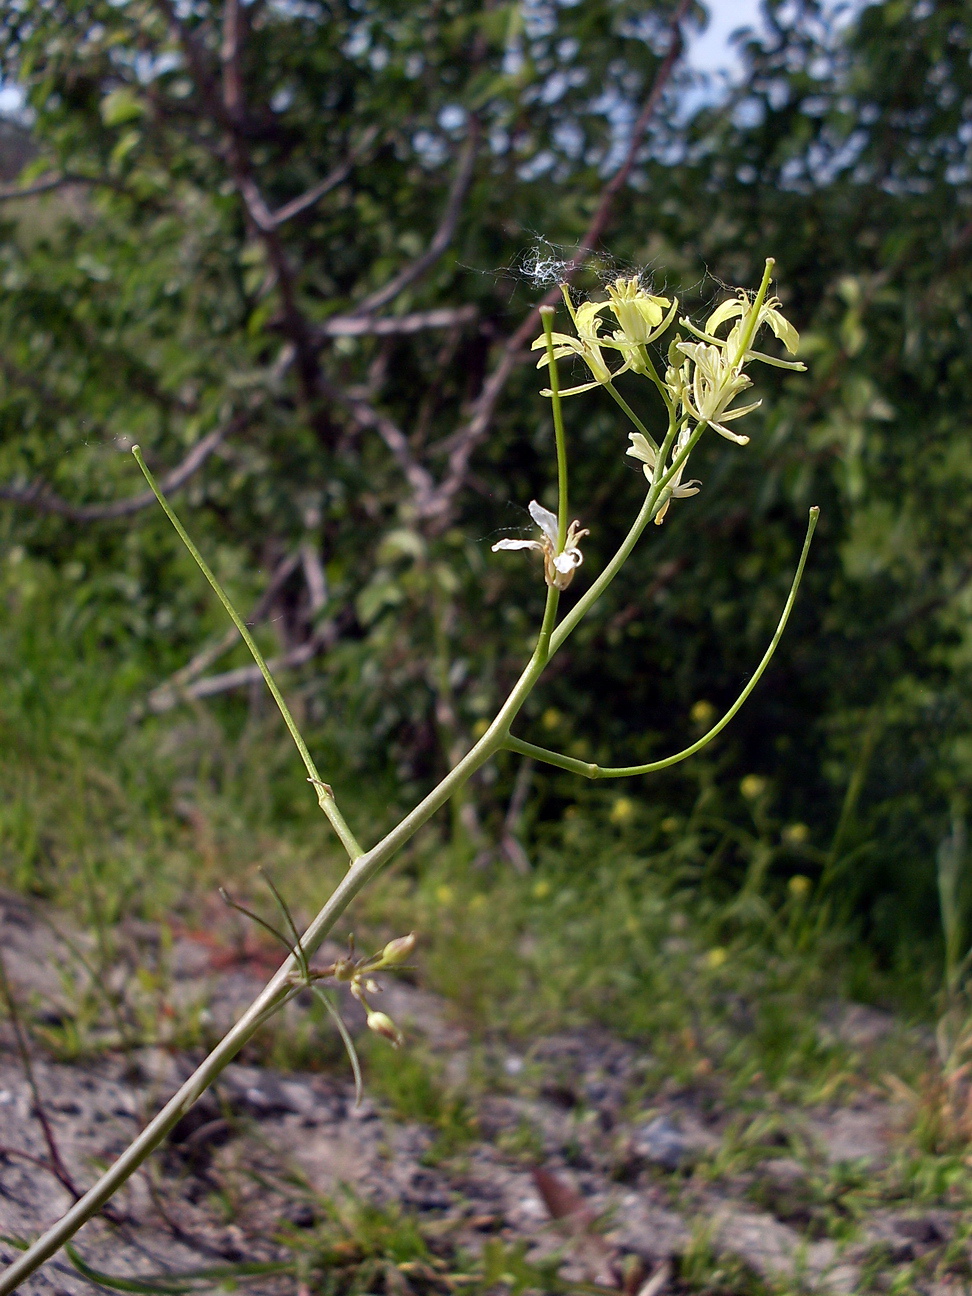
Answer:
0 0 969 979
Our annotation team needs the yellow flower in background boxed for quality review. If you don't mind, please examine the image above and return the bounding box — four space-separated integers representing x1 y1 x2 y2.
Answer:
782 822 810 845
788 874 811 899
690 699 717 726
707 947 728 969
740 774 767 800
610 796 635 825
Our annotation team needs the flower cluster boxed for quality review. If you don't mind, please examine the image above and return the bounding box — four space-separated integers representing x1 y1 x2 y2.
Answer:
532 277 677 396
291 931 416 1047
492 263 803 584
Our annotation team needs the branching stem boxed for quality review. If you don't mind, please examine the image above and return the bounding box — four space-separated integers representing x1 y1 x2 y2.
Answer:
505 507 818 775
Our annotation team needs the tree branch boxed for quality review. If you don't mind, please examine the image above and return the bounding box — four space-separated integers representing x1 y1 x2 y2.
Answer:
0 173 128 202
316 304 477 339
349 121 481 317
269 126 379 227
0 417 240 522
147 615 347 709
144 549 304 711
321 379 437 510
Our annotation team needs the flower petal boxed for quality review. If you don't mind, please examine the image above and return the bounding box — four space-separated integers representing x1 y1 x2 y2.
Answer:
705 297 745 334
719 399 762 421
763 307 800 354
553 549 581 574
709 421 750 445
492 538 543 552
528 499 559 546
541 379 607 397
532 332 578 352
743 349 806 371
626 432 657 466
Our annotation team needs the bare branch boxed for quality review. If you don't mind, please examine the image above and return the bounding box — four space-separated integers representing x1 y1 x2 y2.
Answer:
0 417 240 522
220 0 245 121
316 304 477 339
145 549 303 710
147 616 346 709
322 379 436 509
349 121 481 317
152 0 228 126
301 541 328 614
270 126 379 227
419 0 692 523
0 173 129 202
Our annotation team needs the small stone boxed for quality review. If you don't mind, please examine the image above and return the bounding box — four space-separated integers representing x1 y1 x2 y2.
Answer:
284 1202 317 1228
632 1116 690 1171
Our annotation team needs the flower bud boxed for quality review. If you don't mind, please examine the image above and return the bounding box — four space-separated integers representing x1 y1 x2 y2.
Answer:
366 1010 403 1047
380 932 416 965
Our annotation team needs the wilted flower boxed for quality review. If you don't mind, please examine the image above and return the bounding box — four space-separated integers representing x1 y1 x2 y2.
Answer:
492 499 589 590
626 430 701 524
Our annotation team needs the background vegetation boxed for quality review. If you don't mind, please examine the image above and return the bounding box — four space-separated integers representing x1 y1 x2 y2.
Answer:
0 0 970 1043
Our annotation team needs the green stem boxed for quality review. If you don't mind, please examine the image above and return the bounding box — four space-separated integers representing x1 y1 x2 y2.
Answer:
132 447 363 863
732 257 775 365
605 382 661 450
505 507 818 777
540 307 569 551
550 417 688 655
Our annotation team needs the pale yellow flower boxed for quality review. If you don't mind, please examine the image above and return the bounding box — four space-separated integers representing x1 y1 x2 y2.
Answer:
675 341 760 445
626 430 701 524
603 276 678 374
673 281 805 442
531 288 631 396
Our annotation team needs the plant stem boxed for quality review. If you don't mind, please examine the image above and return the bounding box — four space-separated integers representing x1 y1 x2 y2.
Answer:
132 448 363 863
605 381 660 451
540 307 569 551
550 417 682 655
0 565 565 1291
505 507 818 775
